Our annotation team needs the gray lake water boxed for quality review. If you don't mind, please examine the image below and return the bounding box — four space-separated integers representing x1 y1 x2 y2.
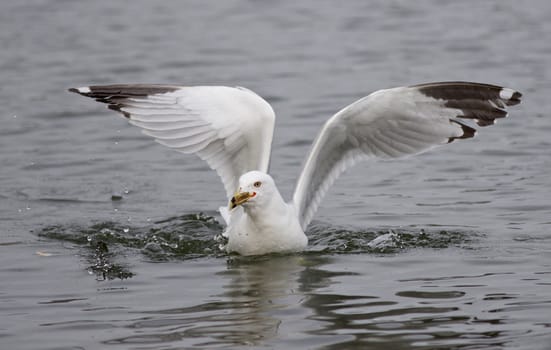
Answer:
1 1 551 349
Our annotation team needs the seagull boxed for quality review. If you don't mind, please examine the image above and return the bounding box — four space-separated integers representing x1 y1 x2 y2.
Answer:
69 82 522 256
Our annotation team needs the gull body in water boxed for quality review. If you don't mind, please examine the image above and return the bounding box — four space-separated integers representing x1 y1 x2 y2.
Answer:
70 82 521 255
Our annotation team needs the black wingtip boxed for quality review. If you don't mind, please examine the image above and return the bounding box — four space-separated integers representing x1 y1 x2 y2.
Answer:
508 91 522 106
68 87 92 96
108 104 131 119
448 120 477 143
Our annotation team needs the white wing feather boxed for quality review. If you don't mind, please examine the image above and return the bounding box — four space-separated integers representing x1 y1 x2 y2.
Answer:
292 82 522 230
70 85 275 199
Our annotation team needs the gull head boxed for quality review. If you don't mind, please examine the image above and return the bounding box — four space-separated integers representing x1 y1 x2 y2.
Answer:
230 171 276 210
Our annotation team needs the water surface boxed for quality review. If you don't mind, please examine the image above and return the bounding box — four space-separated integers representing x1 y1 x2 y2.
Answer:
1 1 551 349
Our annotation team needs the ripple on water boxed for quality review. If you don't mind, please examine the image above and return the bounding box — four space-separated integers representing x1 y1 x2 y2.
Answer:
38 214 482 280
38 213 224 280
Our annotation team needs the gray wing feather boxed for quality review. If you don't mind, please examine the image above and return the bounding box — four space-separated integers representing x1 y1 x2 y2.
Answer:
292 82 522 230
70 84 276 199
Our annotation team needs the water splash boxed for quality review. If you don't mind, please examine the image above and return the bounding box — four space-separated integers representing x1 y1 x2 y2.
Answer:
38 213 224 280
38 214 480 279
306 223 478 255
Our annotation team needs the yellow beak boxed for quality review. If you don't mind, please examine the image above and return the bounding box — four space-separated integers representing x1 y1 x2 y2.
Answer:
229 191 255 209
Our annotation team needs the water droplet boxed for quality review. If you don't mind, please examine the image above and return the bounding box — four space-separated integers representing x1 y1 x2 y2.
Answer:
26 206 31 210
146 218 151 222
123 228 129 233
87 235 92 242
114 208 118 212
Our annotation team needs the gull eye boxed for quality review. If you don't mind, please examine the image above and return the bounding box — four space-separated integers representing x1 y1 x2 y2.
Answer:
253 181 262 188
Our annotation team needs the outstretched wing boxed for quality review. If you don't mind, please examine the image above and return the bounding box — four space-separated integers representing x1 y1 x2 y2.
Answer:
69 84 275 199
292 82 522 230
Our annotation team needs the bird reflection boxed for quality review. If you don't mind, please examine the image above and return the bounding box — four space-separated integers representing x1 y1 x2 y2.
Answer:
207 255 324 346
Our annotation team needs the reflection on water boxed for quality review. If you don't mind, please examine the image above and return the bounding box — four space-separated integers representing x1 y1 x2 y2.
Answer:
5 230 551 349
76 254 547 349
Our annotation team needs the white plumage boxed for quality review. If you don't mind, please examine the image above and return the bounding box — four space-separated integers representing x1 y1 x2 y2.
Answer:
70 81 521 256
